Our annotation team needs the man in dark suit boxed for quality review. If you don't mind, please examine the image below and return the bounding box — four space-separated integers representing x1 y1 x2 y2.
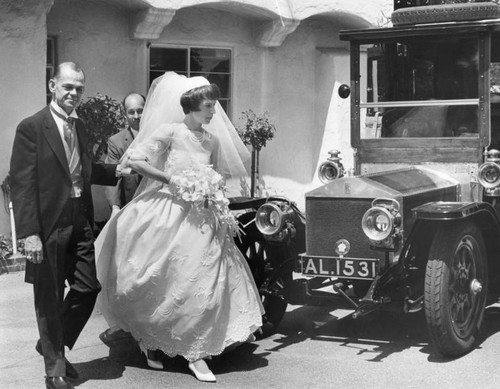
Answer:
104 92 145 216
10 62 119 389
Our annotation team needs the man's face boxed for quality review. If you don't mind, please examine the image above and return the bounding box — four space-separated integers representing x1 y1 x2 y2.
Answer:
48 67 85 114
124 95 145 131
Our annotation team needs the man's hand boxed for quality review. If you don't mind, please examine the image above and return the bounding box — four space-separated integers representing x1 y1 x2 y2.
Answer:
24 234 43 264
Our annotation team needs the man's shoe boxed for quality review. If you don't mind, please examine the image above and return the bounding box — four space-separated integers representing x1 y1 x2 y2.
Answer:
36 341 79 380
45 376 74 389
63 360 79 380
99 327 131 345
138 342 163 370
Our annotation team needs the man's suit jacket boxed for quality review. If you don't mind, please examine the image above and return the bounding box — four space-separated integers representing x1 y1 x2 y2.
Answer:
10 106 117 279
105 128 141 207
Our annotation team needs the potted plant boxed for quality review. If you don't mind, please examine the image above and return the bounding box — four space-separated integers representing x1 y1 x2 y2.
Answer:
76 94 126 162
236 110 276 197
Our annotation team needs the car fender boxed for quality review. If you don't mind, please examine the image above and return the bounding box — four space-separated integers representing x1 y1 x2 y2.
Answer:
412 201 499 221
405 201 500 292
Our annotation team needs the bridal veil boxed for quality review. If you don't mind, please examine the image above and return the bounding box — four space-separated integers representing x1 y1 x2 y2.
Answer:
125 72 250 197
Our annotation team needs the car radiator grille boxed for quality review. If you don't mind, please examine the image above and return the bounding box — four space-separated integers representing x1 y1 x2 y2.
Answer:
305 197 384 260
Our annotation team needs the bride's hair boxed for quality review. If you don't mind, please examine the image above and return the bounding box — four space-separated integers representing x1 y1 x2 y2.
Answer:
180 83 221 114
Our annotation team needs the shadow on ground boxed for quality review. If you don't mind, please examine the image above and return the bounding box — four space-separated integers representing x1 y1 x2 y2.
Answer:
265 301 500 364
70 301 500 385
71 331 269 386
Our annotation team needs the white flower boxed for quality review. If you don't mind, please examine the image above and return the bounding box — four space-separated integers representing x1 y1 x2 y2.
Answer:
170 164 240 236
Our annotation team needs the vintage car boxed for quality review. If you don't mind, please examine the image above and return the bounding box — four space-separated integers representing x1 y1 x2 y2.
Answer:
233 3 500 358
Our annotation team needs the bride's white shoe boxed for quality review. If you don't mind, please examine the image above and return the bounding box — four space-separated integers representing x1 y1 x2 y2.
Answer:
188 359 216 382
138 343 163 370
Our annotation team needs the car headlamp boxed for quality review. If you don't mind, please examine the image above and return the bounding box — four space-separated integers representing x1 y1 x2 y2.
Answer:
318 161 342 183
317 149 345 184
255 201 294 236
362 198 401 242
478 161 500 189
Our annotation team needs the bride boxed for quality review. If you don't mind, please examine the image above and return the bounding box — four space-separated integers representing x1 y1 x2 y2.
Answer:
95 72 263 382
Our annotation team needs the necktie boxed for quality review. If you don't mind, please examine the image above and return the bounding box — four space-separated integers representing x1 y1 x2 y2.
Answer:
49 106 83 197
64 117 75 153
49 105 76 154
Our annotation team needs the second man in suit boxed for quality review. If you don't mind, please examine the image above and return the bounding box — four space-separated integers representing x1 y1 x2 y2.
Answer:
104 92 145 216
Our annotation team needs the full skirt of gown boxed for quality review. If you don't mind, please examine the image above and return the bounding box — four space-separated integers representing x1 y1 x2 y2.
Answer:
95 185 264 361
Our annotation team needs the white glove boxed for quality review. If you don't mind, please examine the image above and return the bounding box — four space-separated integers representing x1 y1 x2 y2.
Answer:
116 164 132 176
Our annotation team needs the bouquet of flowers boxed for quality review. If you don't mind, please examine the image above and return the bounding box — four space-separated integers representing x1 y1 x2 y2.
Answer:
170 164 240 236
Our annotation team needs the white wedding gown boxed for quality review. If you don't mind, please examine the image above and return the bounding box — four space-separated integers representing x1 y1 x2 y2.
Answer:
95 123 263 361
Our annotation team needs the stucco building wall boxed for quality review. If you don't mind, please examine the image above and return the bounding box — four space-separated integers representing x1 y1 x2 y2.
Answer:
154 7 357 207
47 1 149 101
0 0 393 235
0 0 53 236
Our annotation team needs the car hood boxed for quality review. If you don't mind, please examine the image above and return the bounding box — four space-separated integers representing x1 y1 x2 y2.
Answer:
306 166 459 199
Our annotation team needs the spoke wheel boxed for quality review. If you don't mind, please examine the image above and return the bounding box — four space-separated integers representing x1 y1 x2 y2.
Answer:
235 212 289 337
259 263 291 337
424 221 487 357
235 212 267 288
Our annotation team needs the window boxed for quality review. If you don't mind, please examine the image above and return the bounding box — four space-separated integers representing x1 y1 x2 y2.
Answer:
46 36 57 104
361 36 480 139
149 46 232 114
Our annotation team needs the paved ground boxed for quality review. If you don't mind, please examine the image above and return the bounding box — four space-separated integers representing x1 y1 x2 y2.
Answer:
2 271 500 388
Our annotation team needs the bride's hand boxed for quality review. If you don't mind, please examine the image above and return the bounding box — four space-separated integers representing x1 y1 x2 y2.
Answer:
164 172 173 185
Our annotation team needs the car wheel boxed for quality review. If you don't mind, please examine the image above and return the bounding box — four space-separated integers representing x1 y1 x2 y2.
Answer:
259 265 290 337
424 221 488 357
235 211 267 287
235 211 289 337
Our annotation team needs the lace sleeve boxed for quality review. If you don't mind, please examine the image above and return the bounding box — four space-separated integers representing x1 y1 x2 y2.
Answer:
127 124 174 163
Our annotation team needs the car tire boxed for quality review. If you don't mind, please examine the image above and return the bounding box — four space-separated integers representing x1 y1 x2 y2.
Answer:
424 220 488 357
259 267 290 338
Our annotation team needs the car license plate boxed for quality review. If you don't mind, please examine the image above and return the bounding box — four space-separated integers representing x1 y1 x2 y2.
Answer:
299 254 379 280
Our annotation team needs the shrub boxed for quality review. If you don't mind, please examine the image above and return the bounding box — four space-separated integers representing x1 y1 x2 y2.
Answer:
0 234 25 261
76 94 126 162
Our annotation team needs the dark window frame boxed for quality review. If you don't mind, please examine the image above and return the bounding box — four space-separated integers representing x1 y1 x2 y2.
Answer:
46 36 58 104
148 45 233 116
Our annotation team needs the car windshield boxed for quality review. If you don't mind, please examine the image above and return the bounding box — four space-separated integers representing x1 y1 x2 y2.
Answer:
360 35 480 139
